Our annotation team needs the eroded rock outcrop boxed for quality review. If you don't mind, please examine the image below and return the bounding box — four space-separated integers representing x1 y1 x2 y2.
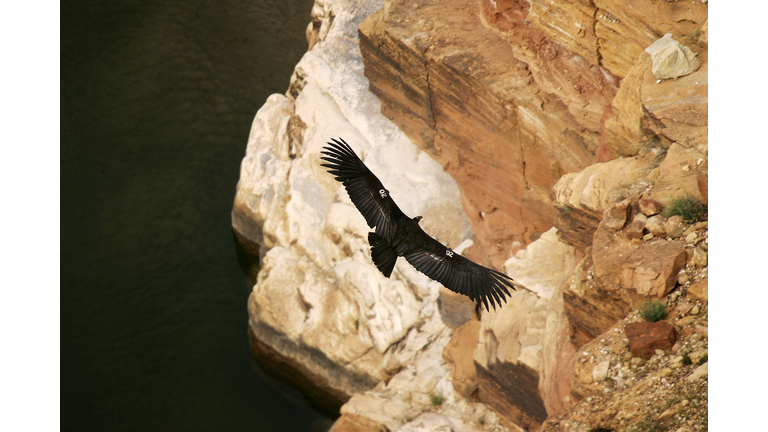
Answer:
233 0 708 430
234 0 474 414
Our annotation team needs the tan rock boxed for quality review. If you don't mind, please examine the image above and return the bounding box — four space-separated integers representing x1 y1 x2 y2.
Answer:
658 401 683 420
626 218 646 240
603 200 631 231
553 206 601 249
675 316 696 328
649 144 707 206
692 247 708 268
687 362 708 382
641 54 708 153
592 224 641 291
553 152 657 248
442 319 481 397
638 198 662 216
682 221 708 237
564 225 638 344
621 240 686 297
688 277 708 301
645 215 666 237
664 215 685 239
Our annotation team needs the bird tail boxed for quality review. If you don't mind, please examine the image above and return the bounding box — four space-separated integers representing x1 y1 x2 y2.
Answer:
368 232 398 278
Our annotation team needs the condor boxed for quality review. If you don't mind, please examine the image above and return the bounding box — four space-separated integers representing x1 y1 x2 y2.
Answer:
320 138 514 311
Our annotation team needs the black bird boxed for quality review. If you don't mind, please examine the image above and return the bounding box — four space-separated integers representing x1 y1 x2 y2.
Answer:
320 137 515 311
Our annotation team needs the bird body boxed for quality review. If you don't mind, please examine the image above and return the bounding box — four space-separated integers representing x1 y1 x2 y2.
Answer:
320 138 514 311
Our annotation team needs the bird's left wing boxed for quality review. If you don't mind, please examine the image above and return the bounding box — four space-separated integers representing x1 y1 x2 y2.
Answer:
403 234 515 311
320 138 405 241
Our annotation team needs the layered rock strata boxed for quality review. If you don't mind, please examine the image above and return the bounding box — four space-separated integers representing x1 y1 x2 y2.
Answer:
233 0 708 430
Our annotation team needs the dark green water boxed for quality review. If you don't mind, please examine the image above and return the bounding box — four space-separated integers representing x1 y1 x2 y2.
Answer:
61 1 333 430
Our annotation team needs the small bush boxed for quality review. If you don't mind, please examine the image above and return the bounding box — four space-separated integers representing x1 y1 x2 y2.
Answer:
430 394 445 406
682 353 692 366
662 196 708 223
639 300 667 322
697 354 708 365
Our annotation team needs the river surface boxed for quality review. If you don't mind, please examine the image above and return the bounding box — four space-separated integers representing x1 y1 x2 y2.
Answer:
61 0 334 430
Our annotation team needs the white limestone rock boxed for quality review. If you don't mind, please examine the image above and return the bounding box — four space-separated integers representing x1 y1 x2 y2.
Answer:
503 228 570 300
234 0 472 402
592 360 610 383
645 34 701 80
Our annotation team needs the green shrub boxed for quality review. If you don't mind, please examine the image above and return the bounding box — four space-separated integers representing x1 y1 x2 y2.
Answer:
697 354 708 365
430 394 445 406
662 196 707 223
639 300 667 322
682 353 692 366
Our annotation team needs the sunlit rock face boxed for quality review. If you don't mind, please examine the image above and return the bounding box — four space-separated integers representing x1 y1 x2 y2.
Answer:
233 0 472 413
234 0 709 429
358 0 600 268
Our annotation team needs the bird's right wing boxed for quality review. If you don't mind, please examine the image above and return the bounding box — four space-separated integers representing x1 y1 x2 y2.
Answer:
320 138 405 241
403 233 515 311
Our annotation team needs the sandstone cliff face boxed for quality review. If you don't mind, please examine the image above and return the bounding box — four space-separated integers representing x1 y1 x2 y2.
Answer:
233 0 708 430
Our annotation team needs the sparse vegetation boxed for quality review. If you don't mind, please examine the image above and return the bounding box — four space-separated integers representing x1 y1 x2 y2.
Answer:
697 354 708 365
639 300 667 322
662 196 707 223
682 353 692 366
430 394 445 406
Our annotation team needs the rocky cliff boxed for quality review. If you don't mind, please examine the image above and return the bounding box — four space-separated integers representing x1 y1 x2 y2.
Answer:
233 0 708 430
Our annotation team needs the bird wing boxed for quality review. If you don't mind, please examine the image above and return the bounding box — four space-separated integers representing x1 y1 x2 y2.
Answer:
320 138 405 241
403 234 515 311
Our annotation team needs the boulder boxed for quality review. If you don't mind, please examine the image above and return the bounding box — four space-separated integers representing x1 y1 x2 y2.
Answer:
603 200 631 231
692 247 708 268
621 240 687 297
688 277 708 301
645 34 701 80
624 321 677 359
663 215 685 239
644 215 666 237
638 199 662 216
